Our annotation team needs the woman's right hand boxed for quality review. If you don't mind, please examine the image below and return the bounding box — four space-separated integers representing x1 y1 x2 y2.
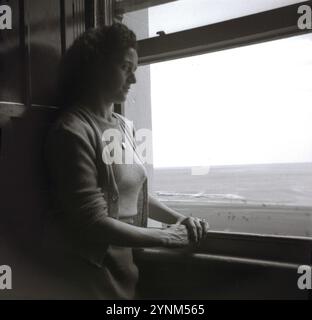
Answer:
161 224 190 248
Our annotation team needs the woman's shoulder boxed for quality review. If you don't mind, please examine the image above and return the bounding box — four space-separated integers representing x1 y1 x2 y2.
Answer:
46 108 98 150
51 108 95 135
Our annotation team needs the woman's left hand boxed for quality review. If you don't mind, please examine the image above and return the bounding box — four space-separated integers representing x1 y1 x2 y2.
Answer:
176 216 210 243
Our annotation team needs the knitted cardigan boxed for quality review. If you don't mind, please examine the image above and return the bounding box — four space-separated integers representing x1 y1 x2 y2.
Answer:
44 106 148 267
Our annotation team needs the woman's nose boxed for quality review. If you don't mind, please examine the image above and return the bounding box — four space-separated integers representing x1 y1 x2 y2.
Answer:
128 73 136 84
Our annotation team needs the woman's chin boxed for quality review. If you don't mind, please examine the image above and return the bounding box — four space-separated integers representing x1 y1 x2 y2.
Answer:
115 94 128 104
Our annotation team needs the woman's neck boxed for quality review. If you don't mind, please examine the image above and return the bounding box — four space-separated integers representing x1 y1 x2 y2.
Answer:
79 96 115 122
92 103 114 121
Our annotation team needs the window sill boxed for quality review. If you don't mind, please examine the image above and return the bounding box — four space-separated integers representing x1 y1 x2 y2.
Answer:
135 229 312 265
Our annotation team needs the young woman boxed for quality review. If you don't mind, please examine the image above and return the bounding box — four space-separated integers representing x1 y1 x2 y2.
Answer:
43 23 210 299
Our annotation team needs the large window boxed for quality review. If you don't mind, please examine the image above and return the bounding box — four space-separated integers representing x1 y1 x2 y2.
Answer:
149 34 312 237
122 0 312 237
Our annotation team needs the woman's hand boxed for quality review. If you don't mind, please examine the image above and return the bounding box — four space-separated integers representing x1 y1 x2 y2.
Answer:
176 216 210 244
161 224 190 248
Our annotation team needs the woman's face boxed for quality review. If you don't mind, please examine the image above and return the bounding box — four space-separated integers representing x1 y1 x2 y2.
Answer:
100 47 138 104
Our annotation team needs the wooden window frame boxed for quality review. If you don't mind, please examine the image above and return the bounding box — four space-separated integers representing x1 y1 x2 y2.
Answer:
138 1 312 64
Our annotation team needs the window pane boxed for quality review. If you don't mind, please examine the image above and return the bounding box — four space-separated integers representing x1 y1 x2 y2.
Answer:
147 34 312 237
122 0 307 40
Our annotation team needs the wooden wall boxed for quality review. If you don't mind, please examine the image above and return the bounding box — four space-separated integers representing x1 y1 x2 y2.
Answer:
0 0 92 248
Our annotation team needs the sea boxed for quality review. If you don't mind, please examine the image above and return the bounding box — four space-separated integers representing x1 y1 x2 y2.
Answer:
151 162 312 237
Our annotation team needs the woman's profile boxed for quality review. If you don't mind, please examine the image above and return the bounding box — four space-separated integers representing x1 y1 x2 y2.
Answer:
43 23 210 299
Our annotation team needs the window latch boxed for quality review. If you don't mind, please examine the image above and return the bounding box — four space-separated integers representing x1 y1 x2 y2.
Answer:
156 31 166 37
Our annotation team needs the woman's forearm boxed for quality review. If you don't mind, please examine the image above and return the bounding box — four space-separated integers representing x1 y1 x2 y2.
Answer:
83 216 168 247
148 194 186 225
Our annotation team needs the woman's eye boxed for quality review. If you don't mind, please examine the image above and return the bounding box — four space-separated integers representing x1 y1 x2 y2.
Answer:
122 64 130 71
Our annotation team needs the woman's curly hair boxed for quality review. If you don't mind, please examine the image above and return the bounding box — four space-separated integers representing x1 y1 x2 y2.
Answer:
58 23 137 107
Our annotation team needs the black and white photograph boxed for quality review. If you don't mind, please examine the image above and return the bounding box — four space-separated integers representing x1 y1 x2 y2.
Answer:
0 0 312 303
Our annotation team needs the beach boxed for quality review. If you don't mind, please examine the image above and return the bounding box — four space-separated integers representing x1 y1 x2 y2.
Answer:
151 162 312 237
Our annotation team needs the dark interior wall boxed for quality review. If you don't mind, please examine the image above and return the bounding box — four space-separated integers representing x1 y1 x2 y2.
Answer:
0 2 93 299
27 0 62 106
0 0 24 103
0 0 90 247
0 0 63 105
0 0 89 107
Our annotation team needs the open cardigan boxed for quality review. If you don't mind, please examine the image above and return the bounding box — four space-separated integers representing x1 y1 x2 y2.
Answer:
44 106 149 268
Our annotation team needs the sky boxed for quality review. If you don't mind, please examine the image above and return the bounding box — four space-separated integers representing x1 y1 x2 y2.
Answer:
147 1 312 168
